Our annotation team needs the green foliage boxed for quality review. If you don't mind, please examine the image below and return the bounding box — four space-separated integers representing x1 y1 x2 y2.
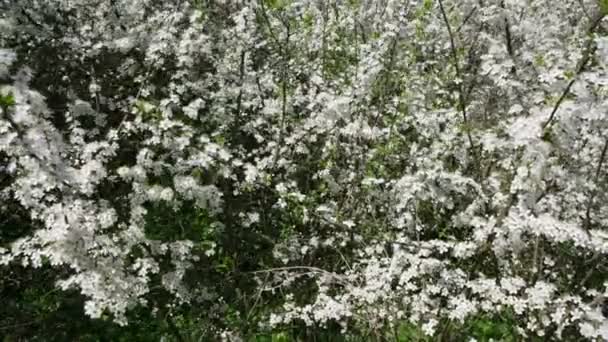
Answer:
134 100 162 122
423 0 434 11
0 265 170 341
541 126 554 143
301 12 314 29
265 0 289 10
533 54 546 67
144 202 215 242
0 90 15 109
600 0 608 15
395 322 430 341
466 313 518 342
251 331 290 342
2 0 606 340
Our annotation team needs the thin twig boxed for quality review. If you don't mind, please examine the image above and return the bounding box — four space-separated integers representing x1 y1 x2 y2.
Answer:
438 0 475 150
578 0 592 20
455 6 478 34
246 272 270 321
500 0 515 74
231 50 247 138
250 266 350 285
542 12 606 129
272 18 290 171
257 0 283 53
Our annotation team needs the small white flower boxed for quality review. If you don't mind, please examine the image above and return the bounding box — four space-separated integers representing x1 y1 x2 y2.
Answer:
422 318 438 336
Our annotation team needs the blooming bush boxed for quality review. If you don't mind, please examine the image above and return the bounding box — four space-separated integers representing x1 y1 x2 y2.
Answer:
1 0 608 340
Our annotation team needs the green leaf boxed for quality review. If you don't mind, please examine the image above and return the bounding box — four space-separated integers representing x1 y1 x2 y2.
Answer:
541 127 554 143
271 332 289 342
265 0 288 10
600 0 608 15
0 91 15 108
423 0 433 11
533 54 545 67
302 12 314 29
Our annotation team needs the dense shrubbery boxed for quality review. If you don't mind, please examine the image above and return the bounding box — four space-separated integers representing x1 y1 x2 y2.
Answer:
1 0 608 340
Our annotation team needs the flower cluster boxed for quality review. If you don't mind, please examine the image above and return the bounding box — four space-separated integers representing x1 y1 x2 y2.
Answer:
1 0 608 339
